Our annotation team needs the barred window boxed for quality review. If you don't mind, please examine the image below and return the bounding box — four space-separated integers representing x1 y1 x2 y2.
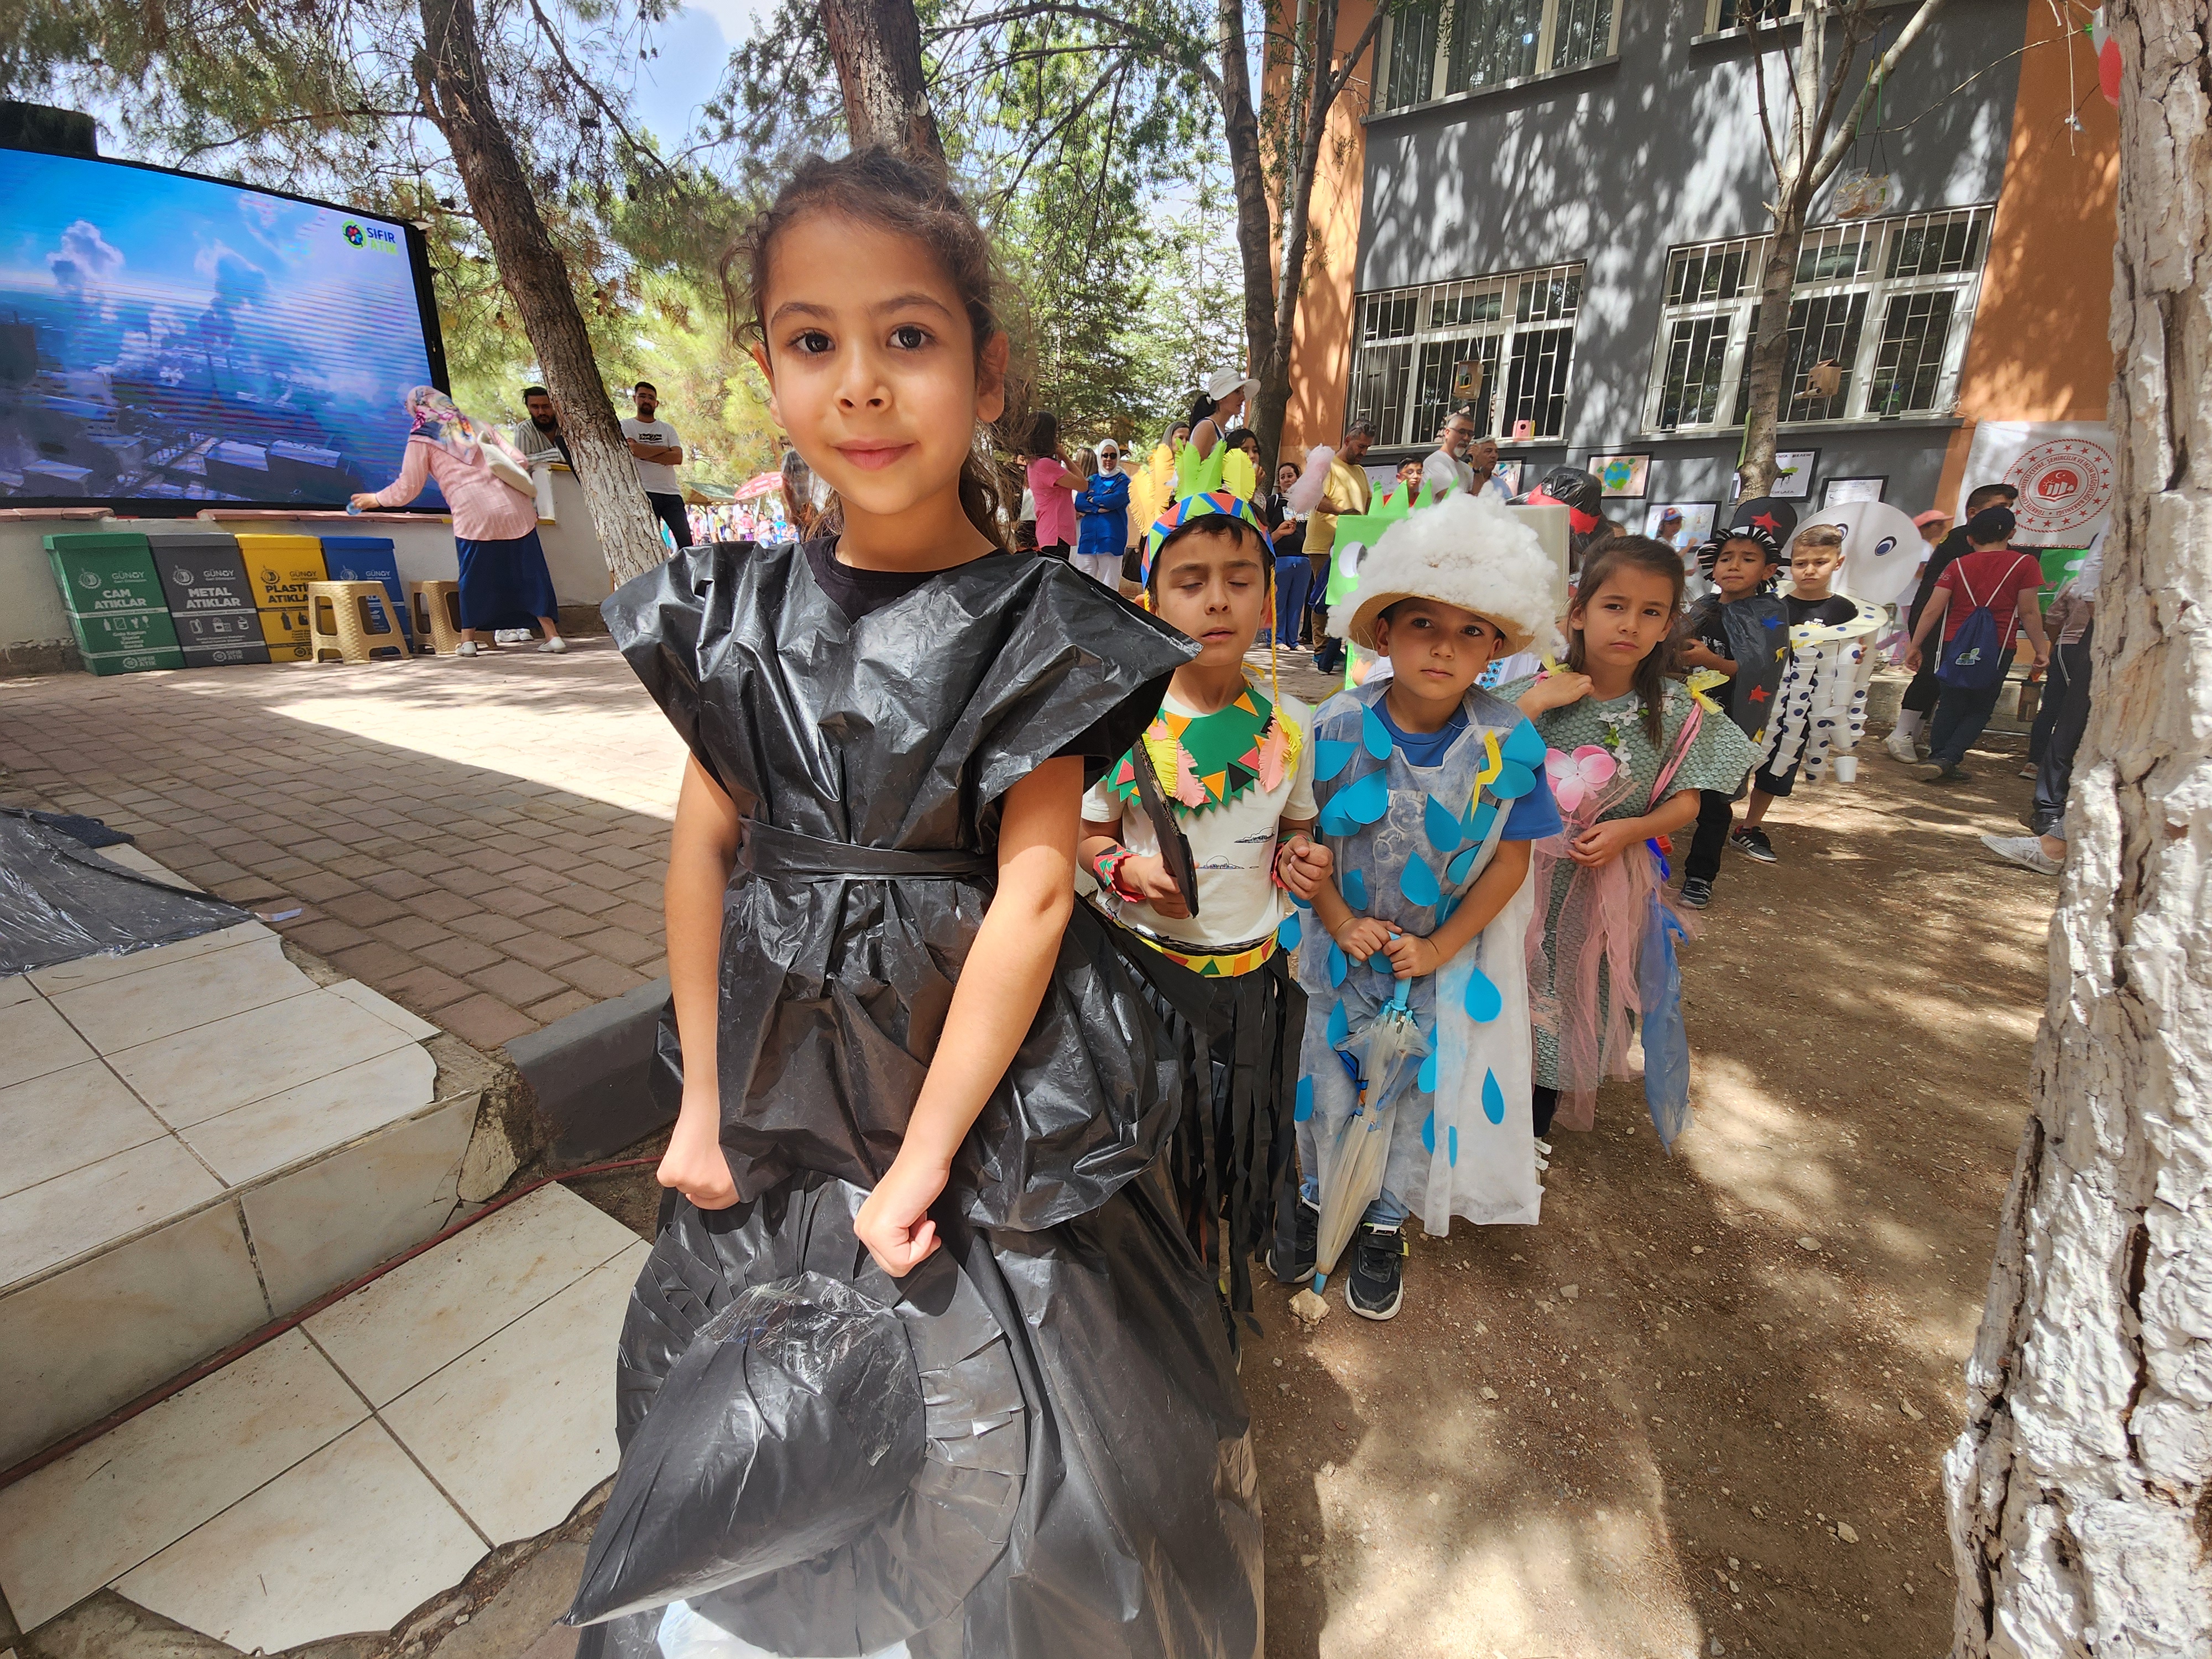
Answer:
1380 0 1619 108
1644 207 1991 432
1349 263 1584 447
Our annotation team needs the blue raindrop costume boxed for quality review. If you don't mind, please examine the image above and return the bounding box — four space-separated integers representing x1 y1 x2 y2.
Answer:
1292 679 1557 1232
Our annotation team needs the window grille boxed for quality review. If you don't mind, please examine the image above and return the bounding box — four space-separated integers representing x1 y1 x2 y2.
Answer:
1348 263 1585 446
1380 0 1619 107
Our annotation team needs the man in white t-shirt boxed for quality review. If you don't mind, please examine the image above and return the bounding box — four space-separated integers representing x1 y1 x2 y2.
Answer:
620 381 690 550
1420 408 1479 499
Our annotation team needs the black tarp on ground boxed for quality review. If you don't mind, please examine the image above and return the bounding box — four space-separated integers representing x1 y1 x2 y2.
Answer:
0 812 251 976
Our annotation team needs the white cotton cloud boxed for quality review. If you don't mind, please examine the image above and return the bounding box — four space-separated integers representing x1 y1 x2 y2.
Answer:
47 219 124 291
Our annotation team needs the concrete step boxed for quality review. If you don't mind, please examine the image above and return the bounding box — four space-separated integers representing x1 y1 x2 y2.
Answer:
1 849 517 1471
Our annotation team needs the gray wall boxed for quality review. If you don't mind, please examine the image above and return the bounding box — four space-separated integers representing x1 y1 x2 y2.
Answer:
1352 0 2027 512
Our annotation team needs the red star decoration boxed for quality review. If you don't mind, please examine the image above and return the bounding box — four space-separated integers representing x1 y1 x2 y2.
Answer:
1751 511 1782 532
1747 684 1770 703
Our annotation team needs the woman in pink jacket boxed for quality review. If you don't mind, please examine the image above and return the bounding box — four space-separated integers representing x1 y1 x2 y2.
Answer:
351 386 566 656
1022 410 1080 561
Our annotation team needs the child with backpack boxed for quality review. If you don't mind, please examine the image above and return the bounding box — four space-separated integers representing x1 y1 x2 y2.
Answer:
1903 505 2051 785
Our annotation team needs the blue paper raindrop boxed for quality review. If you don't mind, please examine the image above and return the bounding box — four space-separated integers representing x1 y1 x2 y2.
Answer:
1327 942 1347 987
1295 1076 1314 1123
1491 760 1537 801
1313 738 1357 781
1401 854 1441 907
1361 706 1395 759
1327 998 1349 1047
1447 845 1479 885
1482 1068 1505 1125
1318 794 1359 837
1342 868 1368 910
1448 1125 1460 1167
1277 912 1302 949
1464 964 1503 1023
1340 770 1392 826
1418 1050 1439 1094
1425 794 1465 852
1503 717 1547 768
1421 1110 1436 1153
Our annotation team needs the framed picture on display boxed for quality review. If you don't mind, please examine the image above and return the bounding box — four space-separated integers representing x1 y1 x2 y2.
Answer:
1588 453 1652 497
1644 500 1717 550
1822 475 1886 507
1493 460 1524 497
1771 450 1820 499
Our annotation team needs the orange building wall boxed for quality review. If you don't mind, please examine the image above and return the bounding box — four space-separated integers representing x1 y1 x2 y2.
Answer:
1279 0 1379 462
1934 3 2119 509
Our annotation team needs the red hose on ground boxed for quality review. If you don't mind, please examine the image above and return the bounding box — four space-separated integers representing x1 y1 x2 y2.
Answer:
0 1157 661 1493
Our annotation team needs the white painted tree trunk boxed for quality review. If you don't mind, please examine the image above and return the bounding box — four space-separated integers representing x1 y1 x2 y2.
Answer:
1943 3 2212 1655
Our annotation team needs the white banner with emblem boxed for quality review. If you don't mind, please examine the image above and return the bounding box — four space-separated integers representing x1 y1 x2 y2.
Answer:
1957 420 2117 547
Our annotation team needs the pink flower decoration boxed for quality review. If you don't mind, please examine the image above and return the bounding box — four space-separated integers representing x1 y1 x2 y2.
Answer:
1545 744 1618 814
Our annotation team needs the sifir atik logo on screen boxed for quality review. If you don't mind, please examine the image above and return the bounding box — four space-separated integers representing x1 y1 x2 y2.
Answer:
341 220 400 253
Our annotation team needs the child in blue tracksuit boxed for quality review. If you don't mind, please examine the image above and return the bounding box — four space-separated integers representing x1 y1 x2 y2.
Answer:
1274 492 1564 1323
1074 444 1131 588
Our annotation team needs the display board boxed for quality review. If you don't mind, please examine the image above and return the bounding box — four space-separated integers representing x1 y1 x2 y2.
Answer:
0 145 447 513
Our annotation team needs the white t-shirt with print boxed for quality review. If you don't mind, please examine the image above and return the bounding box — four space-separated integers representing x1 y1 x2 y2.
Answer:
1081 687 1318 951
621 418 683 495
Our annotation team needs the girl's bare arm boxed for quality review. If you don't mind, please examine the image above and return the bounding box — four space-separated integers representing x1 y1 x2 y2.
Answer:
854 755 1084 1274
656 757 746 1208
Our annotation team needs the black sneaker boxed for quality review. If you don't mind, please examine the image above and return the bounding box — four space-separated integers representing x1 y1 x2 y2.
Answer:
1345 1220 1405 1321
1268 1198 1319 1284
1730 827 1777 863
1679 875 1713 909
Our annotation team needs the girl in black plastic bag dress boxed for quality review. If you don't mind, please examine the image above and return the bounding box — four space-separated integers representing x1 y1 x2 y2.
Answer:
562 152 1263 1659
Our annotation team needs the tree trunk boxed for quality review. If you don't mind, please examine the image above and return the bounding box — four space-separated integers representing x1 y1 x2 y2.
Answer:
1215 0 1280 411
820 0 945 159
1735 210 1802 499
1943 2 2212 1653
415 0 669 586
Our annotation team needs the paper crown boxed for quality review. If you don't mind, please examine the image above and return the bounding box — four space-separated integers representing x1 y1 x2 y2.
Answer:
1141 489 1274 583
1331 477 1438 552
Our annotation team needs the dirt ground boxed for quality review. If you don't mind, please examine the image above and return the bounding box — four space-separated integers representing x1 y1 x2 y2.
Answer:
570 688 2054 1659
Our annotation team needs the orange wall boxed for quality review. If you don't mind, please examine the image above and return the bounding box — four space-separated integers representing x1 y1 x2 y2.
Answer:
1279 0 1378 461
1935 2 2119 507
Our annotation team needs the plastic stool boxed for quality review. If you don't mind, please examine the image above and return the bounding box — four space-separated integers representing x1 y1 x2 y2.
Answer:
406 580 465 655
307 580 412 664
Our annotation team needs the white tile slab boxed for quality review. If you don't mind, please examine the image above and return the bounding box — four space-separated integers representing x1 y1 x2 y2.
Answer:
0 1330 366 1630
94 843 195 889
49 936 316 1055
0 1136 224 1291
0 1059 169 1200
114 1420 486 1654
327 977 441 1042
241 1094 475 1316
28 921 273 994
0 1203 270 1470
107 987 415 1128
179 1045 437 1188
382 1242 646 1545
0 973 32 1008
307 1185 640 1407
0 997 96 1091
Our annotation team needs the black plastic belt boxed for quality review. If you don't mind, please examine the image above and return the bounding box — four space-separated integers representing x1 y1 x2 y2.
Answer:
745 820 993 881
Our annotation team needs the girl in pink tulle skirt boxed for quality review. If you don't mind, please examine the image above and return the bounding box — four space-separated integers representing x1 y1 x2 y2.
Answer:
1499 538 1760 1137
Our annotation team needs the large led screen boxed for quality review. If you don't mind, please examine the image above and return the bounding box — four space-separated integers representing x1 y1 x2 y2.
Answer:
0 147 448 511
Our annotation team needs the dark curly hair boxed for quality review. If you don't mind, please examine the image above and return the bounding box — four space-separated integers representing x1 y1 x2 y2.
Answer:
726 148 1008 549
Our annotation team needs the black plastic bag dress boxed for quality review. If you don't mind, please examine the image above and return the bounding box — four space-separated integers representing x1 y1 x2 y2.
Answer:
568 541 1264 1659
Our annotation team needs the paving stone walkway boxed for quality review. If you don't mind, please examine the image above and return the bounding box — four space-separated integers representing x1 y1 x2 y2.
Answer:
0 640 687 1051
1 634 1340 1053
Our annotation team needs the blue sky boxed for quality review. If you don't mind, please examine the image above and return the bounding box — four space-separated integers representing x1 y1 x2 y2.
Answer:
630 0 770 153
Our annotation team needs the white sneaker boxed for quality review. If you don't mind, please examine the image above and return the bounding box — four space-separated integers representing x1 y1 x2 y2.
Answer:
456 640 479 656
1980 833 2062 875
539 636 568 654
1884 730 1918 764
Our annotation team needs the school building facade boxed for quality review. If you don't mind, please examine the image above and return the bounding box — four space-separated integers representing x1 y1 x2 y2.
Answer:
1283 0 2120 535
